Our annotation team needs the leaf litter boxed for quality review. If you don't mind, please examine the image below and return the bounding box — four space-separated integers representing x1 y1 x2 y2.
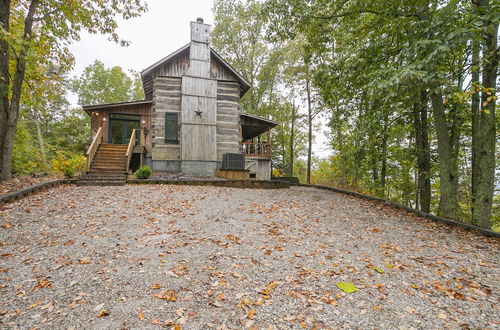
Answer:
0 184 498 328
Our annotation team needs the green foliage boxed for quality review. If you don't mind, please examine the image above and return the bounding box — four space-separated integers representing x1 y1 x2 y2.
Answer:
64 167 75 178
265 0 499 227
51 152 86 176
135 165 152 179
12 122 48 175
71 60 144 106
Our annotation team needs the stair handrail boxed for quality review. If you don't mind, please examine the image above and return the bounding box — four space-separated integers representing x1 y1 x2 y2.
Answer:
85 127 103 171
125 129 138 173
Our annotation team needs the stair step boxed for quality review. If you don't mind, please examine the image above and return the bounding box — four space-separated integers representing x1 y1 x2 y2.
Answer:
80 176 127 181
83 172 127 177
92 161 127 165
77 180 126 186
95 153 127 157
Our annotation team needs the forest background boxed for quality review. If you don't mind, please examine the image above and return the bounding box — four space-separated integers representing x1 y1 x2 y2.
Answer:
0 0 498 230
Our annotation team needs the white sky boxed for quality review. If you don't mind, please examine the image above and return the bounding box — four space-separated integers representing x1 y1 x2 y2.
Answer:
68 0 330 159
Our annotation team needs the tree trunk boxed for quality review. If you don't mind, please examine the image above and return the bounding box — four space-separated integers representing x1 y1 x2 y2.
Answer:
306 78 312 184
413 90 432 212
380 112 388 198
472 0 498 229
336 125 347 186
29 111 47 165
430 88 459 219
0 0 11 179
470 19 480 217
1 0 39 181
289 103 295 177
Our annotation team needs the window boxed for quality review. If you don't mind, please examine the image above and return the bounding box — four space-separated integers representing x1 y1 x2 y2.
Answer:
165 113 179 143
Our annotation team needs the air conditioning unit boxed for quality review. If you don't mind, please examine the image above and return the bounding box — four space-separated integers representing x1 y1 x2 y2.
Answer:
222 153 245 170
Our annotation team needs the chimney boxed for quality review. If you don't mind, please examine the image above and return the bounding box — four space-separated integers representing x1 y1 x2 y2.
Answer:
188 18 211 77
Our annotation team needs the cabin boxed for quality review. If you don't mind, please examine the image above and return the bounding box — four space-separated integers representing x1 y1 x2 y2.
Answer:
82 18 277 182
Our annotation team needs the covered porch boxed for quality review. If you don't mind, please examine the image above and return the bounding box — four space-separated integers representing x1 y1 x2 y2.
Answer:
83 100 153 175
240 113 277 179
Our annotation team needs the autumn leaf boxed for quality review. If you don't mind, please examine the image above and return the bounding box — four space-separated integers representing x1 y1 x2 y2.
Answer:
172 264 188 276
151 282 161 289
247 309 256 319
155 290 177 301
33 278 52 290
97 309 109 317
137 309 145 320
78 258 91 264
336 282 358 293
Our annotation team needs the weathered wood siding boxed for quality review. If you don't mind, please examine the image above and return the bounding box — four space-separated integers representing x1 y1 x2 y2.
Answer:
216 81 241 161
143 50 189 99
210 55 238 82
89 103 152 150
152 76 181 161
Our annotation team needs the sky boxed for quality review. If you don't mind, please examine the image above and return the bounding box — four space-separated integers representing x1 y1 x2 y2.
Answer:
68 0 330 158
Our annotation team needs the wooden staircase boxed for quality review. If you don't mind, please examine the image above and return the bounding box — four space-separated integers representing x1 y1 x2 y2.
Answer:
78 144 128 186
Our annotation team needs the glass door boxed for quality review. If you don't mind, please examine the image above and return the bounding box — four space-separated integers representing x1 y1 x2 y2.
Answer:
108 114 140 144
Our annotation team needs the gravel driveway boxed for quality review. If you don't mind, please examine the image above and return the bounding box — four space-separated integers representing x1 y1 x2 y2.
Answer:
1 184 498 329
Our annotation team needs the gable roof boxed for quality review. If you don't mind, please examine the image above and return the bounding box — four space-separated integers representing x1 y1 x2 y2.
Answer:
141 44 251 99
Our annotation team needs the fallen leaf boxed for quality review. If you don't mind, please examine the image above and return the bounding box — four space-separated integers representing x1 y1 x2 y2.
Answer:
33 278 52 290
138 310 145 320
247 309 256 319
97 309 109 317
151 282 161 289
336 282 358 293
155 290 177 301
78 258 91 265
373 267 384 274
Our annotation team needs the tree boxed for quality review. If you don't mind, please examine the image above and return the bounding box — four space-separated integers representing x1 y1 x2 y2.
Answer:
0 0 147 181
265 0 497 227
71 60 144 106
212 0 286 117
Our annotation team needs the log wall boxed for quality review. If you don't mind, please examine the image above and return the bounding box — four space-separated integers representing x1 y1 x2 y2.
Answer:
216 81 241 161
152 76 181 161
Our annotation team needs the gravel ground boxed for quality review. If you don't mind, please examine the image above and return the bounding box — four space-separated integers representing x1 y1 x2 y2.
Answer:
0 175 62 197
0 184 498 329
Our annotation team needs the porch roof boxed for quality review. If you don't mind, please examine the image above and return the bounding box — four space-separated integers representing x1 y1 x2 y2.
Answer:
82 100 153 114
241 113 278 140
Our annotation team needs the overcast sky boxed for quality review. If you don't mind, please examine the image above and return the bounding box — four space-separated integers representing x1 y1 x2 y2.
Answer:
68 1 214 78
68 0 330 158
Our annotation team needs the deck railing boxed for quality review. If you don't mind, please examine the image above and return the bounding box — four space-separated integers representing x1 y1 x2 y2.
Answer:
126 129 147 173
241 142 271 157
85 127 102 171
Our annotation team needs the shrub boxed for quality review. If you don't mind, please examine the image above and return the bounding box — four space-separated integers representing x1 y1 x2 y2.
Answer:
51 152 86 176
135 165 152 179
64 167 75 178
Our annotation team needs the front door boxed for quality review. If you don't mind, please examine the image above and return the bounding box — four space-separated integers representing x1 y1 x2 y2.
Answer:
109 113 140 144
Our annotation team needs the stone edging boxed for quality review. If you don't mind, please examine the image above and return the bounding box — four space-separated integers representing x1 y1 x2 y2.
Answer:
127 179 290 189
295 183 499 238
0 179 74 205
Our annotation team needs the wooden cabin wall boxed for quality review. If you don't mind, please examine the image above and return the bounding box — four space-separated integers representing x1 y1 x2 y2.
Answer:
89 103 152 150
143 51 189 99
210 55 238 81
216 81 241 161
152 76 182 162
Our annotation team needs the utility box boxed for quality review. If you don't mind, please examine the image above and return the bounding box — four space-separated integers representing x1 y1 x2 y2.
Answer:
222 153 245 170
